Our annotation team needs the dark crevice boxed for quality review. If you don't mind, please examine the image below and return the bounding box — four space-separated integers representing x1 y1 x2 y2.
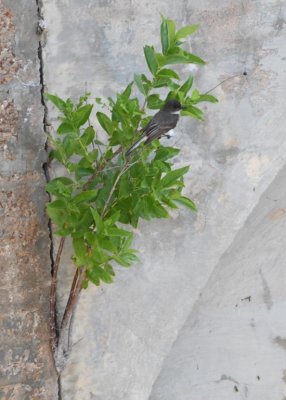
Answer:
36 0 55 287
36 1 62 399
57 375 63 400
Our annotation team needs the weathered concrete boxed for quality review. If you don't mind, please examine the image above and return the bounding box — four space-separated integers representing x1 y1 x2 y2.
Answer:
0 0 57 398
149 163 286 399
42 0 286 399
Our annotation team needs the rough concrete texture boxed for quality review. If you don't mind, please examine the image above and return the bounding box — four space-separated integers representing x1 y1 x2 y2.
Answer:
43 0 286 399
0 0 57 398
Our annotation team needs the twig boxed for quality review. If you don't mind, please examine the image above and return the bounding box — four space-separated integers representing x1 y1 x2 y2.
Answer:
83 146 123 190
101 159 140 174
204 73 244 95
101 161 131 218
50 236 65 352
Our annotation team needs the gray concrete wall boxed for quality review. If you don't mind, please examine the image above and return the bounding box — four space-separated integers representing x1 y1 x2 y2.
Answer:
42 0 286 399
0 0 57 398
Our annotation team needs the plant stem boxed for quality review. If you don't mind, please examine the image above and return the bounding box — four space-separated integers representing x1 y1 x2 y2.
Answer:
101 161 131 218
54 266 86 373
50 236 65 352
60 267 86 331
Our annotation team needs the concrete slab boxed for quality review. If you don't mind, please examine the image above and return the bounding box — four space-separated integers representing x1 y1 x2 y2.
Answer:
42 0 286 398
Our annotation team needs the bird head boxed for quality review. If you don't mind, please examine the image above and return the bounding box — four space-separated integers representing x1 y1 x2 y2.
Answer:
162 99 186 113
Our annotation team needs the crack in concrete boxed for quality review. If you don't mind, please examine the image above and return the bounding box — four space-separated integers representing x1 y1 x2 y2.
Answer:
35 1 61 399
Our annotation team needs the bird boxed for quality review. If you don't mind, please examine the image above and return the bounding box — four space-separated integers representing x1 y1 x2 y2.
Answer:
126 99 185 156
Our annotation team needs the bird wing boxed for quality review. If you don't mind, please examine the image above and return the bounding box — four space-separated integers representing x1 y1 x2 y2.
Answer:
126 111 179 155
144 113 178 143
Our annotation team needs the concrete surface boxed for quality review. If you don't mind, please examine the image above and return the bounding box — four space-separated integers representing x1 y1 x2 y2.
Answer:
0 0 57 398
42 0 286 399
149 163 286 399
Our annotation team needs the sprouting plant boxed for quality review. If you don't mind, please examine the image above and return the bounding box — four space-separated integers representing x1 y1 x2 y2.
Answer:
45 16 218 371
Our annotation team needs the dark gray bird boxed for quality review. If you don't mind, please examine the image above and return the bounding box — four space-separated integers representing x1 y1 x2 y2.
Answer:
126 100 184 156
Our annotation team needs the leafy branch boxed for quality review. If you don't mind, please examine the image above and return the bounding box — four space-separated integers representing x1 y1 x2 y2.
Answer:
45 16 218 371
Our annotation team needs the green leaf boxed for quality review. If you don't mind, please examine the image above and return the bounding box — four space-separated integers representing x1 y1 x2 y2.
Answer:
46 177 74 197
120 251 140 265
175 25 199 40
48 148 61 163
122 232 134 250
87 269 100 286
146 198 169 218
90 207 104 234
46 199 68 224
181 105 204 120
73 190 98 204
161 196 179 209
73 104 93 128
104 263 115 276
160 19 169 55
144 45 158 75
75 167 94 179
190 89 200 102
122 82 133 99
54 227 73 237
154 147 180 161
153 77 172 88
45 93 66 112
62 136 76 158
105 211 121 226
112 254 129 267
78 156 92 168
157 68 180 80
134 74 147 95
86 149 98 163
179 75 194 97
81 126 95 145
98 237 117 253
186 53 205 65
84 231 96 246
107 226 132 237
113 251 139 267
173 195 197 211
166 81 180 91
82 279 89 289
160 166 189 188
47 177 73 187
166 19 176 49
73 238 86 264
88 266 114 284
157 50 205 67
147 94 164 109
96 112 113 135
97 267 114 284
197 94 218 103
141 74 152 85
57 121 74 135
153 160 171 173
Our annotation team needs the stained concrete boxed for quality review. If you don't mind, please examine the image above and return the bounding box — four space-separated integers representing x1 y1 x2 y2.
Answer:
0 0 57 398
42 0 286 399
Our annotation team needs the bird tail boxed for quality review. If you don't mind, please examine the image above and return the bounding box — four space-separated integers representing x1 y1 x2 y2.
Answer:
125 136 146 156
